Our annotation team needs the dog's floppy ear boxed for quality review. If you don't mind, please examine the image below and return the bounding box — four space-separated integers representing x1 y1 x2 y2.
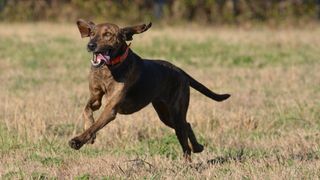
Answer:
121 22 152 41
76 19 95 38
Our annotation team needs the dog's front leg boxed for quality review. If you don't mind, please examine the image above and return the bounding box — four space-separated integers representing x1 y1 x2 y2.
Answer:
83 92 103 144
69 88 123 150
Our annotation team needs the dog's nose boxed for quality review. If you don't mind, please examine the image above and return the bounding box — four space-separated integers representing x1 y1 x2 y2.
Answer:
87 43 97 51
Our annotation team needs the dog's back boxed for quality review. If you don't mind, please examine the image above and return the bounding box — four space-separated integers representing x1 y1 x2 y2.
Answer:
144 59 230 102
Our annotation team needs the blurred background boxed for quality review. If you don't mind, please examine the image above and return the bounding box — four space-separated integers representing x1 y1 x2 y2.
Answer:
1 0 320 25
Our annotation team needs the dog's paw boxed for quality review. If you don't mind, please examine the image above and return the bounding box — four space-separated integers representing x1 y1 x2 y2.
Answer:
69 137 84 150
192 143 204 153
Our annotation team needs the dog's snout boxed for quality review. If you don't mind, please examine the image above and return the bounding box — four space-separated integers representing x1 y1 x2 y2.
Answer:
87 42 97 51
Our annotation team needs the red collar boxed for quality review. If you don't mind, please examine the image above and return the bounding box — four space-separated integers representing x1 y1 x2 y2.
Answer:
107 43 131 66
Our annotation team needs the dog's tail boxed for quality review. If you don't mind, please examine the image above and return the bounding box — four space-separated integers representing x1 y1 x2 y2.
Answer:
184 72 230 102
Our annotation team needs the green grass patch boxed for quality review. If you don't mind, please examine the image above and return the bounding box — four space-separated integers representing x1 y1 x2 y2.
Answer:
45 123 76 137
29 152 63 167
0 123 24 153
114 133 181 159
0 37 88 70
2 171 24 179
31 171 56 180
75 173 91 180
134 37 320 67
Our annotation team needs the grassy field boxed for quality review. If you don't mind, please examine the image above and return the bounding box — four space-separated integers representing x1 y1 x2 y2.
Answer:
0 23 319 179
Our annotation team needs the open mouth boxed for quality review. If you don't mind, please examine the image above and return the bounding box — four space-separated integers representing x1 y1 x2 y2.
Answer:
91 49 111 66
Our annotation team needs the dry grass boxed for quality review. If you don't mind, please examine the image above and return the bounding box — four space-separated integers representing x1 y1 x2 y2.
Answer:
0 23 319 179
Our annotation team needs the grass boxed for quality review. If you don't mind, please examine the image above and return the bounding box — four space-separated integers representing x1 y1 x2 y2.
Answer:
0 23 320 178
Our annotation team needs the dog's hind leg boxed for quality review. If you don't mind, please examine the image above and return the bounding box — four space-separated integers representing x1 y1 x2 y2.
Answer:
186 123 204 153
173 112 192 162
152 85 203 160
152 101 174 128
152 101 191 161
173 84 204 155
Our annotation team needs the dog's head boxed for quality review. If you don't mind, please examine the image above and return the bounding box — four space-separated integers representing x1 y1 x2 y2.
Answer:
76 19 152 64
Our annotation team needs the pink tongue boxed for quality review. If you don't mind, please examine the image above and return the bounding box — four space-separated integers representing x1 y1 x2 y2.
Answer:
96 53 110 64
96 54 106 62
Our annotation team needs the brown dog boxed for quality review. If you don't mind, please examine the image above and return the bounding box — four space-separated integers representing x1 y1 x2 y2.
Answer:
69 19 230 161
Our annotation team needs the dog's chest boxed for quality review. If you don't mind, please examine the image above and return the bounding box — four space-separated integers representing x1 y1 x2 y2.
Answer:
89 67 125 93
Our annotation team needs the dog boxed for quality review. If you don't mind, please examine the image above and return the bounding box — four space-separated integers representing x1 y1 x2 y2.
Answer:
69 19 230 161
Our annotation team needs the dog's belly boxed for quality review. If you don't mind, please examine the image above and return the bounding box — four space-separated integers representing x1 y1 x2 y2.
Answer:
117 99 150 114
117 81 157 114
117 85 155 114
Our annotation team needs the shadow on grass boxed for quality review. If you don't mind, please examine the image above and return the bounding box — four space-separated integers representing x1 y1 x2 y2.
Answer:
190 148 245 172
190 148 320 173
209 148 245 164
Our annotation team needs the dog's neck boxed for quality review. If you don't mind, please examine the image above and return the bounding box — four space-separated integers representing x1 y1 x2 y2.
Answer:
107 48 142 82
108 43 131 66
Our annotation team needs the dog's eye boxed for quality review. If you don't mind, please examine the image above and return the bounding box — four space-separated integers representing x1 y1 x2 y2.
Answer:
105 32 112 37
104 32 113 40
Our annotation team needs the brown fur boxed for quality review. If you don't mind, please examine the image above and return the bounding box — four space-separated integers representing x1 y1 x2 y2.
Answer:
69 19 230 161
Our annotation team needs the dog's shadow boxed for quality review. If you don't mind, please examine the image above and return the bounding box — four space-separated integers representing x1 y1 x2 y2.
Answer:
190 148 245 172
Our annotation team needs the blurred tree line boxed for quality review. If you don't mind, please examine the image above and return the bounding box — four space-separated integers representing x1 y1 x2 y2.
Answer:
0 0 319 24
